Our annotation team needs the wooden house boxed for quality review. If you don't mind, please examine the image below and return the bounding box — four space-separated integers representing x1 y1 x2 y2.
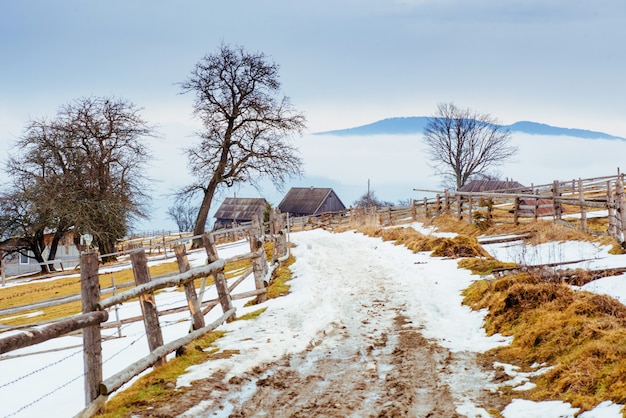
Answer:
278 187 346 217
213 197 269 229
1 230 80 277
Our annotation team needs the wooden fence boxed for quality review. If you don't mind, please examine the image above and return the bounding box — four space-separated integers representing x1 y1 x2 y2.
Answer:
290 172 626 245
0 209 289 417
412 173 626 241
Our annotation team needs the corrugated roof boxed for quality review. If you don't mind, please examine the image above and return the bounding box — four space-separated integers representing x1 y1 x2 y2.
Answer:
458 180 527 193
213 197 268 221
278 187 333 215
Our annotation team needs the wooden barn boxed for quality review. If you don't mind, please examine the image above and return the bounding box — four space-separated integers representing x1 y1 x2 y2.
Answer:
213 197 269 229
278 187 346 217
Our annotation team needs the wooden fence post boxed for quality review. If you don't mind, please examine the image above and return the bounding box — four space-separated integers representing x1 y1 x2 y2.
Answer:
422 197 428 219
81 251 103 405
173 245 205 330
203 233 236 322
282 213 289 255
467 194 473 224
444 190 450 212
513 197 520 226
553 180 562 220
534 190 539 221
248 230 268 304
608 180 617 239
456 195 463 220
616 175 626 243
578 178 587 232
255 213 265 237
269 209 279 263
130 249 165 366
269 208 276 237
411 199 417 220
275 213 287 262
436 194 441 215
252 216 269 275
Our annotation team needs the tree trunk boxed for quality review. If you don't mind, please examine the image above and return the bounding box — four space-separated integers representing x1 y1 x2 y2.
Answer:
47 222 70 272
30 238 48 274
98 236 118 263
191 134 232 248
192 185 218 248
46 232 64 272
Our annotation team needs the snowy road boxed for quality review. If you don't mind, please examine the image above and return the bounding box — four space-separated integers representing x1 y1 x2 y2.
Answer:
167 229 508 417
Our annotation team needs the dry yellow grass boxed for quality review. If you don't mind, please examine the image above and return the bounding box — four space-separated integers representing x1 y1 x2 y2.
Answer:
351 221 491 259
464 273 626 412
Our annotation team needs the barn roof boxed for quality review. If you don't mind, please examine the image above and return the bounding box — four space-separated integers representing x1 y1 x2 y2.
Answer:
278 187 343 215
213 197 268 221
458 179 528 193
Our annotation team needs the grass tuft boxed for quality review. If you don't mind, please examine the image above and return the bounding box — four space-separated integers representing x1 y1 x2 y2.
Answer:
464 273 626 412
457 258 518 276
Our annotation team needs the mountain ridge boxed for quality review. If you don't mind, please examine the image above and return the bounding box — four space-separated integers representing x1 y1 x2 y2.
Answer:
314 117 624 140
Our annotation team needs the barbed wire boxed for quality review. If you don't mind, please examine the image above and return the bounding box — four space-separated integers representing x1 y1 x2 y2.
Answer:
3 369 85 418
0 277 82 302
0 343 83 361
0 347 82 390
102 330 147 365
160 317 191 329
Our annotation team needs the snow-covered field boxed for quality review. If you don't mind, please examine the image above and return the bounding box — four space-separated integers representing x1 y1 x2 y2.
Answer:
1 224 626 417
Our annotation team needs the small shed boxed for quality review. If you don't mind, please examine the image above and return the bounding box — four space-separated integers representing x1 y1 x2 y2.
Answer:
278 187 346 217
213 197 269 229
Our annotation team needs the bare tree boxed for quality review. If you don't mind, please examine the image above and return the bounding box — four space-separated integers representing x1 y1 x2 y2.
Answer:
1 125 75 272
0 186 52 272
423 103 517 190
167 203 197 233
353 189 394 208
3 97 154 262
179 44 306 245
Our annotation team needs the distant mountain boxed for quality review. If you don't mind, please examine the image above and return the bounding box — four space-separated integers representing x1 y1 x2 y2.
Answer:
314 117 625 140
506 121 623 140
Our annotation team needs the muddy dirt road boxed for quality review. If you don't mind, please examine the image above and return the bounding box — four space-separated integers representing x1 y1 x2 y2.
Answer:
151 229 507 417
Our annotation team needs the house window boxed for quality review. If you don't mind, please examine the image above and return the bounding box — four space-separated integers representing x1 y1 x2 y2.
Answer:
20 253 30 265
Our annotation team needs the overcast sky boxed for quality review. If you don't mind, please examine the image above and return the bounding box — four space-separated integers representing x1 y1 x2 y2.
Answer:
1 1 625 230
2 1 625 135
